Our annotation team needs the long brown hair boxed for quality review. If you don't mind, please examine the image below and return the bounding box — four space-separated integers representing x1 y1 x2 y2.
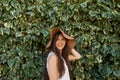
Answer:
43 31 73 80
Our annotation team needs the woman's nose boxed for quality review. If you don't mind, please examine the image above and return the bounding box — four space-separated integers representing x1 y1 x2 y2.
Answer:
58 40 63 43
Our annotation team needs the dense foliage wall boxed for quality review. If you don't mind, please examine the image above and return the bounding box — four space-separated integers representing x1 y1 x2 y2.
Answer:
0 0 120 80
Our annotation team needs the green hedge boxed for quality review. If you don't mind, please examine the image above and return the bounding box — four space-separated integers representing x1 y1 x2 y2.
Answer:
0 0 120 80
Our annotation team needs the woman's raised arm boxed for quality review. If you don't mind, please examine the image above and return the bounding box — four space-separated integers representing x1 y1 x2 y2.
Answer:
68 49 81 61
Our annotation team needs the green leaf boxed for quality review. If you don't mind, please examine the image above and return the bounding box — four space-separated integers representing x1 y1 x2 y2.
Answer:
60 16 69 21
90 67 99 78
40 28 48 37
27 5 35 10
16 47 23 57
4 21 13 28
113 69 120 77
89 11 97 17
13 77 19 80
101 12 107 18
14 57 20 69
25 12 35 16
15 32 23 37
82 34 90 40
111 50 117 57
94 42 100 48
10 9 20 18
69 4 75 10
9 70 14 78
92 48 99 54
1 54 7 63
3 28 10 35
7 58 16 68
98 0 104 2
53 6 58 11
98 33 105 43
11 0 20 9
111 44 119 50
103 44 111 55
96 54 102 63
101 67 112 76
2 0 10 6
105 0 111 5
36 5 43 12
6 5 12 11
80 0 91 8
22 64 27 70
3 67 9 75
106 36 118 43
26 29 34 34
78 36 84 44
80 2 87 8
117 4 120 8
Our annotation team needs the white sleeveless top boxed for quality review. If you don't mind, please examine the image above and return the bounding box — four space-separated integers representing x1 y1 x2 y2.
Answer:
46 51 70 80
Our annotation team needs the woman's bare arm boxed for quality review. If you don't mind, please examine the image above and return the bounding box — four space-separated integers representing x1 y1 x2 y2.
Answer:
47 54 58 80
68 48 81 61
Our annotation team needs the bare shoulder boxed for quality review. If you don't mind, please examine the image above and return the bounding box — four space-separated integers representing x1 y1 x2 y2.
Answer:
48 53 58 63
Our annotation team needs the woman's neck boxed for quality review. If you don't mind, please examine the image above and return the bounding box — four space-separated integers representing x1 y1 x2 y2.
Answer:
59 50 62 55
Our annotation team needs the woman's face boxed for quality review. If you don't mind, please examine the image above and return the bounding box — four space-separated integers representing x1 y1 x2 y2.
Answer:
55 34 66 51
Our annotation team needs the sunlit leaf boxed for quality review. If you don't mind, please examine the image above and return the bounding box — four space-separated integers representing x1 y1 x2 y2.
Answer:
40 28 49 37
15 32 23 37
11 0 20 9
89 11 97 17
2 0 10 6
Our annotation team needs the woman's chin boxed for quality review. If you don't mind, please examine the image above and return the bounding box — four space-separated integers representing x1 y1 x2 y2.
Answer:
57 47 64 50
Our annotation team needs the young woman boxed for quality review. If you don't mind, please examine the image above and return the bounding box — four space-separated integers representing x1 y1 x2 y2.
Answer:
43 27 81 80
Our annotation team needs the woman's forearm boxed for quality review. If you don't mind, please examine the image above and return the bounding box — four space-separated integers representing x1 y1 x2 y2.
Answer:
68 49 81 61
71 49 81 59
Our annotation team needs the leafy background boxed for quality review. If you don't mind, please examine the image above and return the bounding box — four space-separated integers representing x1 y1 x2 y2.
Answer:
0 0 120 80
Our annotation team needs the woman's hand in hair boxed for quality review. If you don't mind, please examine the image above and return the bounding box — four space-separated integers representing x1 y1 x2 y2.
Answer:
68 49 81 61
